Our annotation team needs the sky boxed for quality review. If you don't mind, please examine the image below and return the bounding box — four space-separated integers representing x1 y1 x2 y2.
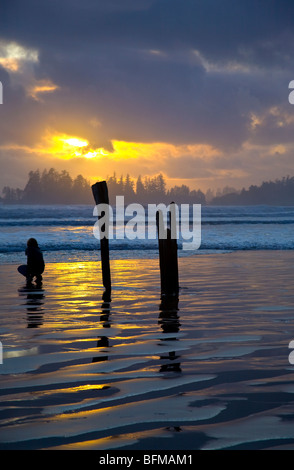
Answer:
1 0 294 193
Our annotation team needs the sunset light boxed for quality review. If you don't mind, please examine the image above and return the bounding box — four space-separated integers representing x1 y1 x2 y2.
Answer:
42 133 221 169
47 133 90 159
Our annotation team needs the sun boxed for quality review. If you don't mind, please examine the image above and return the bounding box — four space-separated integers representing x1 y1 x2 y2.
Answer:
45 132 115 160
47 133 91 159
61 137 88 148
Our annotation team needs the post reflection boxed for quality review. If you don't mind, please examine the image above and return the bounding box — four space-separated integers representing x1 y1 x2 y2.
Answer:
158 295 182 373
92 298 111 363
18 284 45 328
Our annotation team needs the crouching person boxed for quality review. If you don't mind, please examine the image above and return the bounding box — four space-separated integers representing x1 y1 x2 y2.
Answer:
18 238 45 287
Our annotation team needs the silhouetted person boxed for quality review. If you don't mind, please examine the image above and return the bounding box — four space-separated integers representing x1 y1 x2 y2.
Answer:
18 238 45 287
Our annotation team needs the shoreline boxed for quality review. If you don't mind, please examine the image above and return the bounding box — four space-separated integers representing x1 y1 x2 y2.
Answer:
1 247 294 266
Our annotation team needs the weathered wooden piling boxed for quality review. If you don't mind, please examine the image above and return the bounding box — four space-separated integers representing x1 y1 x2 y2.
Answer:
92 181 111 301
156 203 179 298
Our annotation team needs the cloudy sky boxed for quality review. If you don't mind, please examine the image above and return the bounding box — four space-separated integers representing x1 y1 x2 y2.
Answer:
1 0 294 193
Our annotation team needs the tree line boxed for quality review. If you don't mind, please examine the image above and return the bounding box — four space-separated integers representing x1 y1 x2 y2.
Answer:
1 168 206 205
211 176 294 205
2 169 91 204
107 172 205 204
3 169 294 205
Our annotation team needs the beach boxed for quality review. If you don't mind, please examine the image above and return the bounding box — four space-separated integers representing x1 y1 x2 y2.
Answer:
0 251 294 450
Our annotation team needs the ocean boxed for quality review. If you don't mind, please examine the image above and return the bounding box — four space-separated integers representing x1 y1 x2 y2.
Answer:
0 204 294 264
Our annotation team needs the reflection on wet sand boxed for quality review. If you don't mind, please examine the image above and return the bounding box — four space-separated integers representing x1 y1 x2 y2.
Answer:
93 299 111 363
18 285 45 328
158 295 182 373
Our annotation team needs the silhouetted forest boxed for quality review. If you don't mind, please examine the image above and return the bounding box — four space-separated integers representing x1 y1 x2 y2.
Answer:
0 168 206 205
2 169 294 205
2 169 91 204
107 172 205 204
211 176 294 205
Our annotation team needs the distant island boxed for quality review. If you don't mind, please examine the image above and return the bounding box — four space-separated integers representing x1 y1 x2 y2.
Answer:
1 169 294 206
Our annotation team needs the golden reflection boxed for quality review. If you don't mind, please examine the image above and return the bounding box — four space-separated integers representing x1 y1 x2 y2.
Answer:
43 260 153 312
28 259 184 371
54 435 129 450
55 404 114 421
27 258 162 316
32 384 109 397
42 259 161 315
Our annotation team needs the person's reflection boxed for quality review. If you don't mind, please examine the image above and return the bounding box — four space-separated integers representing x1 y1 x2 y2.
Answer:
158 295 182 373
92 298 111 363
18 284 45 328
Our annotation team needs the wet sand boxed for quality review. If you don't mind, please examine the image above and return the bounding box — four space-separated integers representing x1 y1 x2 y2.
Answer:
0 251 294 450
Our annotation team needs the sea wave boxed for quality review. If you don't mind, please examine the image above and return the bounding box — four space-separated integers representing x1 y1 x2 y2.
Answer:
1 239 294 255
1 204 294 263
2 218 294 227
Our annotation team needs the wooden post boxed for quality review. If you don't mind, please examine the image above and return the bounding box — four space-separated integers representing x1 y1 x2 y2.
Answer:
168 203 179 296
156 203 179 298
156 211 167 295
92 181 111 301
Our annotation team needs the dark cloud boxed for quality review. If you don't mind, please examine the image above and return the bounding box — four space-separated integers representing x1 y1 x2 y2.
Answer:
1 0 294 190
0 66 50 146
2 0 294 62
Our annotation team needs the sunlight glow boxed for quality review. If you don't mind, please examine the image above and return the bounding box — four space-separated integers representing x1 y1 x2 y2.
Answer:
42 132 115 160
7 130 222 167
47 133 90 159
